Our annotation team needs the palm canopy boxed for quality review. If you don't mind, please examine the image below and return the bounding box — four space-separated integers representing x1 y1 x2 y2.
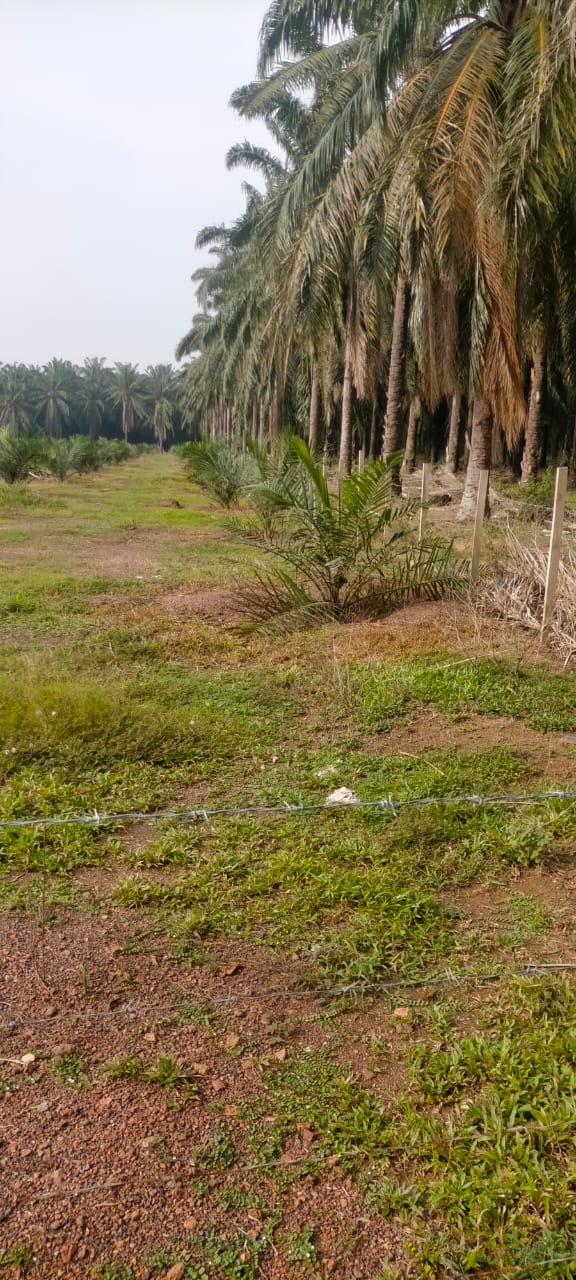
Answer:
145 364 179 450
108 363 147 441
177 0 576 503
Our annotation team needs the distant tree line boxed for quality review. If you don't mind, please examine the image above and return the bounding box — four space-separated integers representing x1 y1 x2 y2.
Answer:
0 359 194 450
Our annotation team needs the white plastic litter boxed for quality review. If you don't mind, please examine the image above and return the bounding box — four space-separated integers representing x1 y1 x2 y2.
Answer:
326 787 358 806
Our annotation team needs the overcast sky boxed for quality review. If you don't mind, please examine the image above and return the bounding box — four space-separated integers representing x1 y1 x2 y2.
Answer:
0 0 271 368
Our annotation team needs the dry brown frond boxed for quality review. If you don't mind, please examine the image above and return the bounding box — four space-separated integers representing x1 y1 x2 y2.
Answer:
482 530 576 663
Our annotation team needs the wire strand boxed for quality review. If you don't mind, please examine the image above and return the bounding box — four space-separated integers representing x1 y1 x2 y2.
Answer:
3 963 576 1030
1 788 575 832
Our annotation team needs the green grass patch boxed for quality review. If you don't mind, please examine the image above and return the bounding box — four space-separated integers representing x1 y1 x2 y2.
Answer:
0 1245 33 1272
500 893 553 946
0 661 295 773
96 1265 136 1280
354 655 576 733
113 819 456 982
0 762 187 873
240 743 528 809
242 1050 388 1165
378 977 576 1275
114 748 574 981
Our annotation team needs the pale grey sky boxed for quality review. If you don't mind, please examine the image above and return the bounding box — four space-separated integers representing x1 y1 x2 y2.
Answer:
0 0 271 367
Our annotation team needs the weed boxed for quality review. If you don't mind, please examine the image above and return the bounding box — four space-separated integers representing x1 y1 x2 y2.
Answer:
51 1050 90 1087
186 1221 279 1280
103 1054 143 1081
96 1264 136 1280
217 1187 268 1212
242 1050 388 1165
0 1244 33 1271
284 1225 316 1265
144 1055 193 1090
146 1135 175 1166
386 978 576 1273
79 961 90 999
363 1175 422 1219
196 1122 237 1170
501 893 552 946
175 996 214 1030
145 1247 189 1273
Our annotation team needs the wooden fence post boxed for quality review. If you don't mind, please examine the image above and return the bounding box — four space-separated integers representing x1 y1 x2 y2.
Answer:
542 466 568 631
470 469 490 586
418 463 430 543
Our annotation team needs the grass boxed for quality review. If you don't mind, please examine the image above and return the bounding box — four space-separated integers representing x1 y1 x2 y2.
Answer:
354 653 576 732
241 1050 389 1165
501 892 553 946
392 977 576 1275
3 452 576 1278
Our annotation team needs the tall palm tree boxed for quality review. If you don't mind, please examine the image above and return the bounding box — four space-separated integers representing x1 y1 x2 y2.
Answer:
255 0 576 504
0 364 36 434
35 359 74 438
109 363 146 441
178 0 576 507
145 364 178 451
78 358 110 439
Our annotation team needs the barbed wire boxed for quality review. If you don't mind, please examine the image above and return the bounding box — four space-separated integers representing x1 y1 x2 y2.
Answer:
446 1253 576 1278
1 787 575 833
3 962 576 1031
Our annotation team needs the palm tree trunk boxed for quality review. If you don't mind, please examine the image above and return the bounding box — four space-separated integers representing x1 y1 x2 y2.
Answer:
368 401 378 460
403 394 421 473
446 390 462 474
309 369 320 454
492 429 505 468
520 346 546 486
382 273 409 490
259 400 266 447
459 396 492 519
463 400 473 470
569 420 576 488
269 381 279 445
122 402 128 443
339 296 354 476
251 400 258 443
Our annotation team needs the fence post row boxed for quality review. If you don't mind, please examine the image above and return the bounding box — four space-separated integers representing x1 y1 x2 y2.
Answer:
542 466 568 632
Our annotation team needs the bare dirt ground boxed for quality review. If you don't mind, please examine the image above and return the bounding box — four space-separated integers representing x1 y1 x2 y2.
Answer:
0 919 409 1280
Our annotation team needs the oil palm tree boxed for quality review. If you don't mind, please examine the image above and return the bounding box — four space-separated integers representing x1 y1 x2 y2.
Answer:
109 363 146 441
0 364 36 434
35 359 74 438
145 364 178 450
78 358 110 439
254 0 576 506
180 0 576 504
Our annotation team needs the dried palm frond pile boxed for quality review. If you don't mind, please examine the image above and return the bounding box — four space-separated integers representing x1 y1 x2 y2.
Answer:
482 531 576 664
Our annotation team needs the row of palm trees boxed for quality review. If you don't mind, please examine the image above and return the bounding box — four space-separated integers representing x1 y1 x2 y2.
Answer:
177 0 576 515
0 359 183 450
